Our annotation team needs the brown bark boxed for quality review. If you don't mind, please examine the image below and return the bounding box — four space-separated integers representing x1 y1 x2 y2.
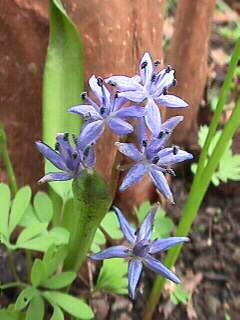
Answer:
166 0 216 147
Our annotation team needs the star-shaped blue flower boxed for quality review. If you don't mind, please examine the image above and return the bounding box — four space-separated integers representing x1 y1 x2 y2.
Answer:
69 75 145 148
116 115 193 203
106 52 188 134
36 133 95 183
91 206 189 299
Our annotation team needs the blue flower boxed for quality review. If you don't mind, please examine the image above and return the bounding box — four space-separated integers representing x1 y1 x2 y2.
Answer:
116 115 193 203
36 133 95 183
91 206 189 299
68 75 145 148
105 52 188 134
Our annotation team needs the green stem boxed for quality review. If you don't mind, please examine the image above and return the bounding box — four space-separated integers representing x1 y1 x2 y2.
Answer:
143 99 240 319
63 171 112 272
7 250 20 283
0 282 28 290
0 125 17 196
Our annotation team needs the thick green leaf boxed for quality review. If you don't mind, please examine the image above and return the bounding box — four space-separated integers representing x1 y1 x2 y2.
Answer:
15 287 37 311
96 259 128 295
101 211 123 240
48 227 69 245
43 0 83 145
44 291 93 319
9 186 32 235
50 305 64 320
0 309 25 320
34 191 53 223
31 259 46 287
0 183 11 239
26 295 45 320
43 245 68 278
91 228 106 253
42 271 76 289
17 223 48 244
18 236 58 252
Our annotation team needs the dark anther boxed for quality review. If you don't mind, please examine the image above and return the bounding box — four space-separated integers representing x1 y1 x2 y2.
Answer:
83 112 92 121
134 228 140 235
172 79 177 87
83 147 90 157
152 156 160 164
166 168 176 176
154 59 161 66
72 151 78 159
165 65 172 73
55 142 60 151
109 81 116 86
173 146 178 155
100 107 105 115
165 129 170 135
142 140 147 147
141 61 148 69
158 131 164 139
151 74 157 82
114 91 119 99
97 77 104 87
81 91 87 99
163 87 168 95
63 133 69 141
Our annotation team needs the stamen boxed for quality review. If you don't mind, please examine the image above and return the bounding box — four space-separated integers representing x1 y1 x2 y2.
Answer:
153 59 161 67
72 151 78 159
109 80 117 86
141 61 148 69
163 87 168 95
166 168 176 176
72 134 78 145
165 130 170 135
63 133 69 141
158 131 164 139
83 147 90 158
81 91 87 100
151 74 157 82
165 65 172 73
134 228 140 235
55 142 60 151
152 156 160 164
172 79 177 87
114 91 119 99
142 140 147 148
173 146 178 155
100 107 105 115
97 77 104 87
83 112 92 121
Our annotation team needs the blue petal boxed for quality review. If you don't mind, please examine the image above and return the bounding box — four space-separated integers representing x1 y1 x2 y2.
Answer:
158 149 193 166
56 133 73 163
152 69 175 96
38 172 72 184
115 142 142 161
144 99 161 136
82 145 96 168
113 206 136 243
115 106 145 118
149 169 174 203
78 120 104 148
119 163 146 192
139 52 153 89
89 75 111 107
105 75 141 91
137 117 147 149
156 95 188 108
118 90 145 103
137 206 158 242
36 141 66 171
128 259 143 299
149 237 189 254
68 104 102 121
91 245 130 260
143 255 181 284
108 117 133 136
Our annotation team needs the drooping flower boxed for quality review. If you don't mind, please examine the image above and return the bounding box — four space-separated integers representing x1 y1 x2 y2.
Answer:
105 52 188 134
68 75 145 148
116 114 193 203
36 133 95 183
91 206 189 299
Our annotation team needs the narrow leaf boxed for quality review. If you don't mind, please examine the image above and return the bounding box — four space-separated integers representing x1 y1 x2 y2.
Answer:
50 305 64 320
41 271 76 289
15 287 37 311
0 183 11 239
26 295 45 320
31 259 46 287
43 245 68 278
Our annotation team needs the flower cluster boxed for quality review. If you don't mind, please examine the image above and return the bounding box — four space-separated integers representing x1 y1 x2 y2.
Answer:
36 52 192 299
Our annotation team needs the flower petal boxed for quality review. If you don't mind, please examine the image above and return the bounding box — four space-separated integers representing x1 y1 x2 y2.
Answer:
108 117 133 136
36 141 66 171
68 104 102 121
105 75 141 91
82 145 96 168
115 106 145 118
137 205 158 242
115 142 142 161
158 149 193 166
38 172 72 184
144 99 161 136
89 75 111 106
78 120 104 148
149 237 189 254
90 245 129 260
149 169 174 203
143 255 181 284
139 52 153 88
118 90 145 103
113 206 136 243
137 117 147 149
119 163 146 192
128 259 143 299
153 68 175 95
156 95 188 108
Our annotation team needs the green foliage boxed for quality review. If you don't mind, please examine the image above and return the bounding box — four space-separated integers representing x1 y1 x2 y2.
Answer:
191 126 240 186
170 286 189 305
0 308 25 320
96 259 128 295
13 246 93 320
0 184 69 252
136 202 174 239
